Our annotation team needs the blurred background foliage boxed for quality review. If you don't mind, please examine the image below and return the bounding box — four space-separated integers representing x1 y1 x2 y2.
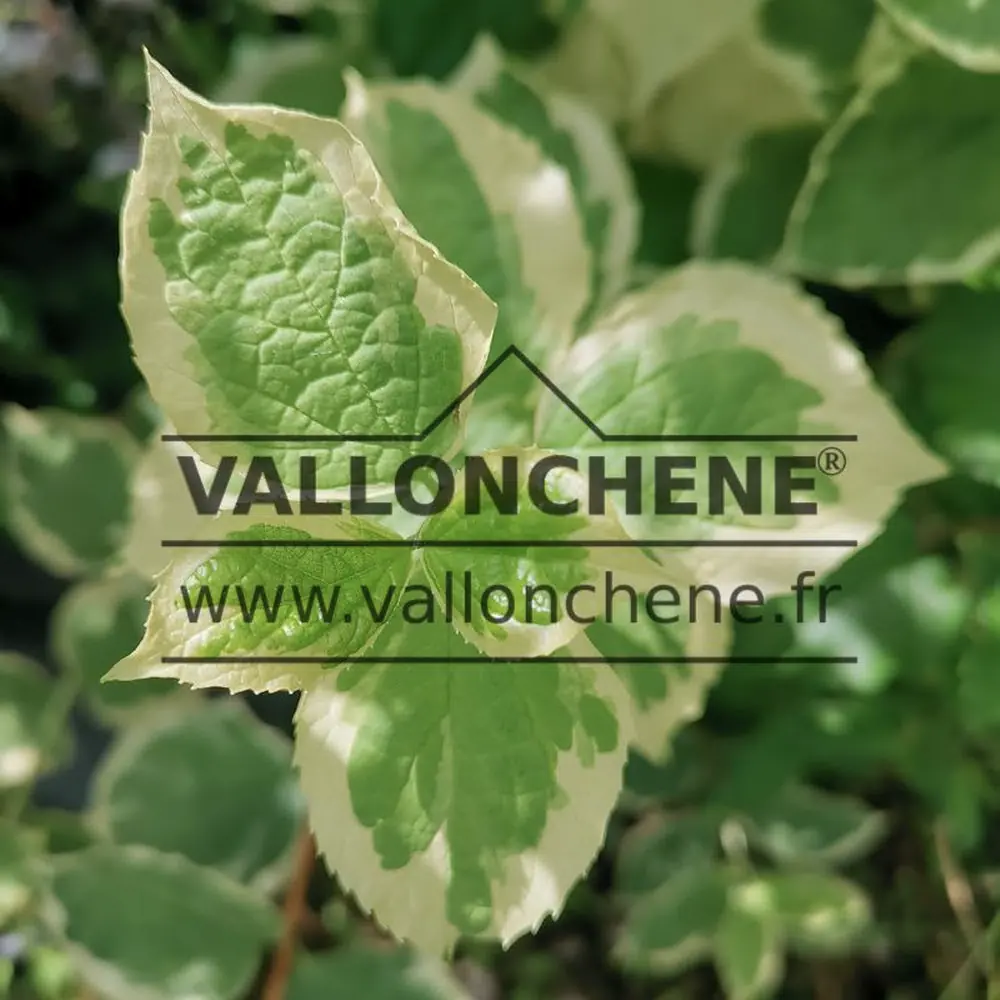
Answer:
2 0 1000 998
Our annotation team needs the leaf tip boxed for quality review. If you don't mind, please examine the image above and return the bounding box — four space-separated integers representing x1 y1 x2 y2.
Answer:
141 48 174 98
100 661 130 685
450 31 505 91
141 49 209 121
342 67 369 121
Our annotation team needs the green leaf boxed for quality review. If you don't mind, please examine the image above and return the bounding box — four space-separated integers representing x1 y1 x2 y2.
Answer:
708 713 821 814
765 870 872 955
1 405 137 578
886 288 1000 488
25 945 80 1000
954 530 1000 592
615 863 729 976
294 614 633 951
779 547 970 696
288 948 468 1000
781 50 1000 284
120 54 495 492
622 726 715 804
693 125 822 264
26 944 78 1000
0 653 67 790
538 0 765 123
49 573 179 720
853 11 923 87
714 881 785 1000
957 584 1000 735
43 845 279 1000
0 282 39 362
119 439 224 581
586 604 729 761
90 702 302 887
22 808 99 855
525 6 631 123
106 513 413 694
549 0 586 22
615 812 721 896
629 25 824 171
247 0 324 13
451 34 638 320
0 819 44 926
536 261 946 596
742 783 886 866
630 157 700 270
341 69 589 406
117 385 162 445
758 0 875 102
416 448 655 657
877 0 1000 72
213 36 347 117
460 394 537 455
374 0 555 80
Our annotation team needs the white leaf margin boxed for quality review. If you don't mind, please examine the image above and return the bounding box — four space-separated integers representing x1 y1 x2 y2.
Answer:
294 661 635 954
121 52 496 481
537 260 949 596
341 68 592 363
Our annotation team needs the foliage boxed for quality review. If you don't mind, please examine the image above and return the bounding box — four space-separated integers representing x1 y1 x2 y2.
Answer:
1 1 1000 998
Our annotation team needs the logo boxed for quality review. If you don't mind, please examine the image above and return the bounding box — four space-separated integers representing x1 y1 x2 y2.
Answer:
160 347 856 667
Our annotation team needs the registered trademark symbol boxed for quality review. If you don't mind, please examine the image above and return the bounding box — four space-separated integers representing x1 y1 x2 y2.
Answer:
817 446 847 476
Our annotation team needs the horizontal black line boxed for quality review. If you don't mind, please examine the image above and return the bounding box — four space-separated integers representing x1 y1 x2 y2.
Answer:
598 434 856 444
158 346 860 445
161 433 859 443
161 655 858 665
161 539 859 549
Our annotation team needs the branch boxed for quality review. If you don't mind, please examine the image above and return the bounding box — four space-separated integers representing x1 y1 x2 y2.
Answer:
934 821 990 984
261 828 316 1000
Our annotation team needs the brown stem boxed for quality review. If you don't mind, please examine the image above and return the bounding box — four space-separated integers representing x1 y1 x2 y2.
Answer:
261 829 316 1000
811 960 845 1000
933 822 989 981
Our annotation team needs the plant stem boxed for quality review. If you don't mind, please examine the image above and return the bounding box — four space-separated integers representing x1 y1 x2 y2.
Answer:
261 827 316 1000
